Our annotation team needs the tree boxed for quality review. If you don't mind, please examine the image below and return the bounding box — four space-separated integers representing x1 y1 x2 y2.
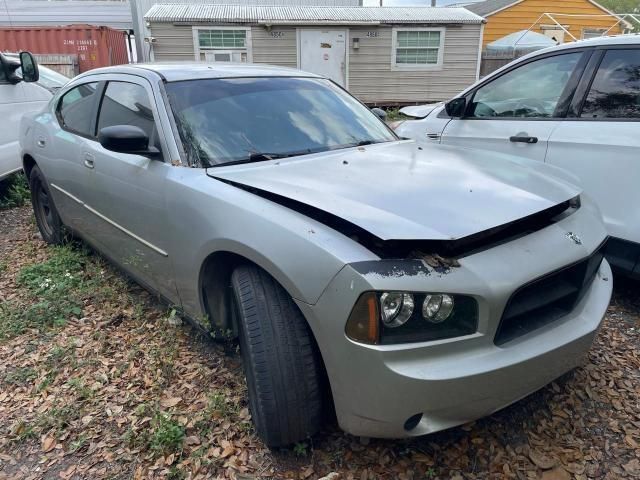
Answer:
597 0 640 13
597 0 640 30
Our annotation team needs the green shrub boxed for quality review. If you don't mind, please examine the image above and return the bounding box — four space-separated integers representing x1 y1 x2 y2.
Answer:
150 413 185 455
0 172 30 209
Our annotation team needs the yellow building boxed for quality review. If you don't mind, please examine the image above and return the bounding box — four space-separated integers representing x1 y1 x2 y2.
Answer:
465 0 628 48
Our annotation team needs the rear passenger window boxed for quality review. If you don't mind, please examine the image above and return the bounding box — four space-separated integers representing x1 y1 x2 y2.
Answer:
581 49 640 119
97 81 157 141
58 82 99 136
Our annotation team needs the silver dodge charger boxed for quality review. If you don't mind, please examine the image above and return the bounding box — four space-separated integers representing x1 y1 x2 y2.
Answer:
19 62 612 447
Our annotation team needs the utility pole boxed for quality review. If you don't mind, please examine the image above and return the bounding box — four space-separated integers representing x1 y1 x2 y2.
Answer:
431 0 437 5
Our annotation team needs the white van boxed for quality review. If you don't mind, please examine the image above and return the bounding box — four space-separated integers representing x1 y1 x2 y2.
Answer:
0 52 67 180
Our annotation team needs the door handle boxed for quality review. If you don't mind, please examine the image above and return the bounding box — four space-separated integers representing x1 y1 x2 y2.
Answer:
83 153 95 169
37 137 46 148
509 136 538 144
427 133 441 141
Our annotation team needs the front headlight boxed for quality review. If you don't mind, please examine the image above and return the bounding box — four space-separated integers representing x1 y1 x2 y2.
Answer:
380 292 414 328
345 291 478 345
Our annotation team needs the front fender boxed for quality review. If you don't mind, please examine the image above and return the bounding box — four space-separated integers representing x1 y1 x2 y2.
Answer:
164 167 376 318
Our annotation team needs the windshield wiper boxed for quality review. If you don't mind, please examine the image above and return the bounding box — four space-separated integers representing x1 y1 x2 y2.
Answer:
355 140 378 146
327 139 384 151
210 153 284 168
211 149 314 167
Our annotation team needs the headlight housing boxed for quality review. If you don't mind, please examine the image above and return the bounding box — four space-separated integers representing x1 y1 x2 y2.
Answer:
345 291 478 345
380 292 414 328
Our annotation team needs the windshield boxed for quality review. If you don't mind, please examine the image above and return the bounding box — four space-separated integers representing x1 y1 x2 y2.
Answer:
165 77 396 167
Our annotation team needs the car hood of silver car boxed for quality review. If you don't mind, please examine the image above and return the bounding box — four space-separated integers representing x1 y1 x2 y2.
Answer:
208 141 581 241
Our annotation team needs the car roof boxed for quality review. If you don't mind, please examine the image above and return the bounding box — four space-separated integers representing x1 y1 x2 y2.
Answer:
529 33 640 56
551 33 640 49
460 34 640 95
78 62 322 82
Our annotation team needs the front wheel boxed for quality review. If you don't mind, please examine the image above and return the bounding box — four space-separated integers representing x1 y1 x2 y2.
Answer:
29 165 65 245
231 265 324 447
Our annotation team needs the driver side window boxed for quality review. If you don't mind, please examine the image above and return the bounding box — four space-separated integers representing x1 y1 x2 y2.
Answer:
469 53 583 119
96 80 162 155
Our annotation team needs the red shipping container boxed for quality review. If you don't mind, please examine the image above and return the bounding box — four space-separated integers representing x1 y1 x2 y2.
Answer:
0 24 129 73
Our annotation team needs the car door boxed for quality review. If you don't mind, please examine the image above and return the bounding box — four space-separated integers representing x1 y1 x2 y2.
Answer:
546 46 640 274
81 77 178 300
440 50 591 161
40 81 101 230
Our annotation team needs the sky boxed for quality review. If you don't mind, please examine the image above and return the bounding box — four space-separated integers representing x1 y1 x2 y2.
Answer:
361 0 473 5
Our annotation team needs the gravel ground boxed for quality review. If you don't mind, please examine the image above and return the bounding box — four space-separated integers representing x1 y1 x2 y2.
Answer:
0 205 639 480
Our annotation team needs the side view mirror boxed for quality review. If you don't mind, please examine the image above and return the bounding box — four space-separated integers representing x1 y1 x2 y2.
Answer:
371 107 387 121
445 97 467 118
19 51 39 83
98 125 160 158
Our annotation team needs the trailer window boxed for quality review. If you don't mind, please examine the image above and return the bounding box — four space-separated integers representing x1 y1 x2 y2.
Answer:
582 28 607 40
194 27 251 63
392 28 444 70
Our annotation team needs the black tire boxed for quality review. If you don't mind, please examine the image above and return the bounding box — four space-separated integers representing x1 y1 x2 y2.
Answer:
231 264 324 447
29 165 65 245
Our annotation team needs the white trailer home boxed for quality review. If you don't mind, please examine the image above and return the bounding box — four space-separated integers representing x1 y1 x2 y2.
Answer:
144 4 485 104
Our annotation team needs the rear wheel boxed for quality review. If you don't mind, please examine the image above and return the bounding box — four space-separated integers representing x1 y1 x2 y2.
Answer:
29 166 65 245
231 264 324 447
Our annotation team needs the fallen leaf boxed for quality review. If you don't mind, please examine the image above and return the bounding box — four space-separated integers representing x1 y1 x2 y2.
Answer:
541 468 571 480
565 463 585 475
318 473 340 480
623 459 640 476
160 397 182 408
42 436 56 453
59 465 76 479
412 453 434 465
529 450 557 470
221 446 235 458
625 435 638 448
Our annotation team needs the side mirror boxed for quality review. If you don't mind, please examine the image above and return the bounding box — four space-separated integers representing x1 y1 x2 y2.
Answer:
371 107 387 121
98 125 160 158
445 97 467 118
19 51 39 83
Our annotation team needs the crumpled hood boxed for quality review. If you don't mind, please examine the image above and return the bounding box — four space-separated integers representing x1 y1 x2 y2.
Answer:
208 141 581 241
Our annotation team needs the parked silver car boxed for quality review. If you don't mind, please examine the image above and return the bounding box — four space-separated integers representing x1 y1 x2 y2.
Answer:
20 63 612 447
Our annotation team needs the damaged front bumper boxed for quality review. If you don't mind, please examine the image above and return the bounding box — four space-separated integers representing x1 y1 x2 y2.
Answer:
296 201 612 438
